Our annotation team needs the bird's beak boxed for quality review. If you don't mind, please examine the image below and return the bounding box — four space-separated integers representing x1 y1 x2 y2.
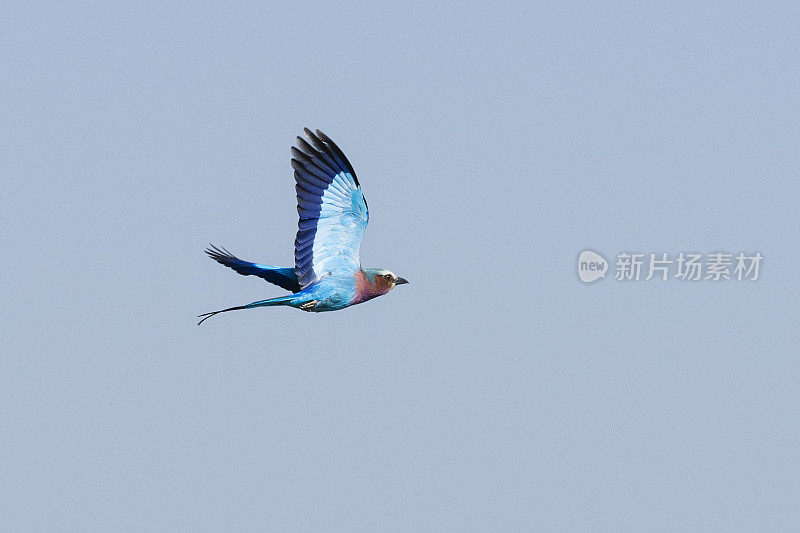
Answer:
395 277 409 285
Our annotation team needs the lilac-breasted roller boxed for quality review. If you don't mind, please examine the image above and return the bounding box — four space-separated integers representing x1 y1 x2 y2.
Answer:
198 128 408 325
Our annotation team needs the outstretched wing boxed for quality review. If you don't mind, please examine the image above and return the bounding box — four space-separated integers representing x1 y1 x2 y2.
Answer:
291 129 369 289
205 244 302 293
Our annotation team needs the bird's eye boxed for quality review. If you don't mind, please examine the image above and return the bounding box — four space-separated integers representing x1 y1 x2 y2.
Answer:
384 274 393 281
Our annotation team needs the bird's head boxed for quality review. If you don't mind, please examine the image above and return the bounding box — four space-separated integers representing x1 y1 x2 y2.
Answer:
363 268 409 294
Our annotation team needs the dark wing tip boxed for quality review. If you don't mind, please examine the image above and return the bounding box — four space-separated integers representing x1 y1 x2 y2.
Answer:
290 147 310 163
205 244 239 263
308 129 360 187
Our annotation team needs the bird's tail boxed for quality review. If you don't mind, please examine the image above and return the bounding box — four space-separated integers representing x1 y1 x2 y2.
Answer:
197 294 297 326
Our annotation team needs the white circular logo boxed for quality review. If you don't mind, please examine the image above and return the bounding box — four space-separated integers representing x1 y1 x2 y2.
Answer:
578 250 608 283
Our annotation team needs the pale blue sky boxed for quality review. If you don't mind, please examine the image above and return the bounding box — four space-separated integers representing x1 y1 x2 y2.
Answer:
2 2 799 531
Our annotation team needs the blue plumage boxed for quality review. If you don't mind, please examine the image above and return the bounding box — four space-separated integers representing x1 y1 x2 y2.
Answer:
292 128 369 289
199 128 407 325
205 245 301 293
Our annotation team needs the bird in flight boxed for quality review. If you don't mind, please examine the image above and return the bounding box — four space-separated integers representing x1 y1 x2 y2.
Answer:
198 128 408 325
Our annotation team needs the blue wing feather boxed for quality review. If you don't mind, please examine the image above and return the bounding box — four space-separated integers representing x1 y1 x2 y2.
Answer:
205 245 301 293
291 129 369 289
